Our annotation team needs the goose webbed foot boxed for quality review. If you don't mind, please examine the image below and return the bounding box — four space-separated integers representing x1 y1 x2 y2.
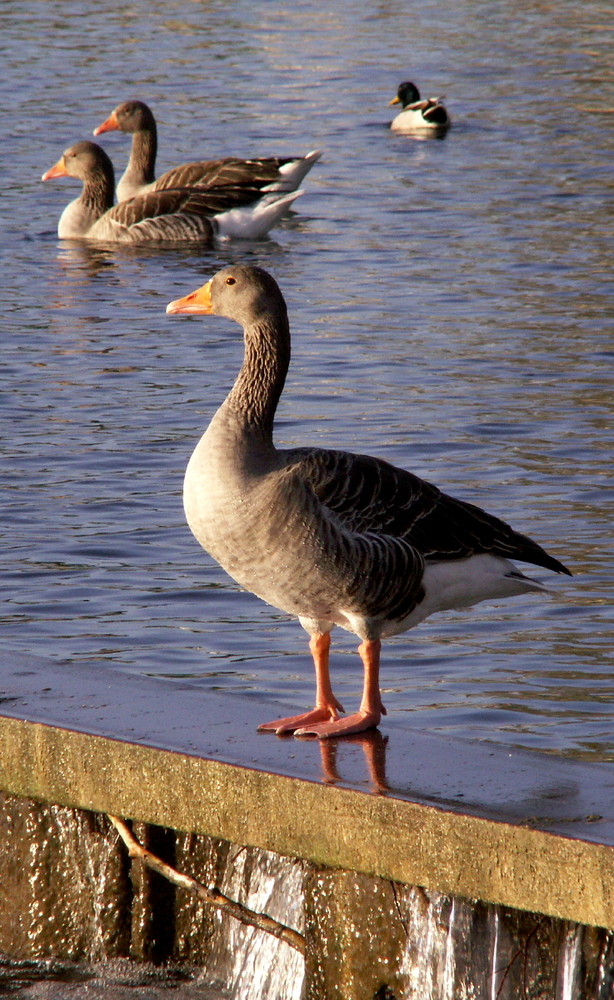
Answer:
295 707 383 740
257 698 344 736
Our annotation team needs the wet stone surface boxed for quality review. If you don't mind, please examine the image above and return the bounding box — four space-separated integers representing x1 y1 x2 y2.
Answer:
0 957 226 999
1 656 612 848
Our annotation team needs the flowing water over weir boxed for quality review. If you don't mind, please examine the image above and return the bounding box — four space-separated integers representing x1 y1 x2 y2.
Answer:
0 792 612 1000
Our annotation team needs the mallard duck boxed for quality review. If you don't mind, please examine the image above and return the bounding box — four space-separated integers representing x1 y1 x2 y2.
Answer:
93 100 322 202
389 81 450 132
41 141 300 243
167 264 570 739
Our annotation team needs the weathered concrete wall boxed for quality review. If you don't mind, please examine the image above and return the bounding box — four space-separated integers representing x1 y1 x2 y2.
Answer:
0 791 304 998
1 792 612 1000
1 716 612 932
304 869 614 1000
0 794 130 960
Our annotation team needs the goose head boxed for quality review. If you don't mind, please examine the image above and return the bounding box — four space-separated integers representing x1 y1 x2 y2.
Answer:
166 264 288 330
94 99 155 136
41 140 115 189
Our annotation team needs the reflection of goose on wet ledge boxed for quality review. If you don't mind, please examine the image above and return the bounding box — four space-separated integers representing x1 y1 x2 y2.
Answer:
93 99 321 202
167 264 571 740
318 730 390 794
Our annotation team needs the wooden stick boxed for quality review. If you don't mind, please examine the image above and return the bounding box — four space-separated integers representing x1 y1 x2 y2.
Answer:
108 815 305 954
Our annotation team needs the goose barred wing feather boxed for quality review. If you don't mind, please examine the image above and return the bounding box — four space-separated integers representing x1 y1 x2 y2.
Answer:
290 448 571 576
328 527 427 623
282 454 427 625
153 157 297 193
109 185 266 227
289 448 438 535
421 492 571 574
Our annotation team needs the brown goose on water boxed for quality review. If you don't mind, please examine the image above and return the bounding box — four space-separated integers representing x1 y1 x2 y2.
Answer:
41 141 300 243
389 81 451 133
167 264 571 739
93 100 322 202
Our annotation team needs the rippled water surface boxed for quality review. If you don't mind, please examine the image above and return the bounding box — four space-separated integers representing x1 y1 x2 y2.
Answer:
2 0 613 763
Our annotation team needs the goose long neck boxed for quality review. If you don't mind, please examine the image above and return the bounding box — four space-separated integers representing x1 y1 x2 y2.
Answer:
226 315 291 438
129 121 157 185
82 163 115 218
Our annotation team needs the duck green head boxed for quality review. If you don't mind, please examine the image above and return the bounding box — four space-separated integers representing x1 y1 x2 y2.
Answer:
390 81 421 108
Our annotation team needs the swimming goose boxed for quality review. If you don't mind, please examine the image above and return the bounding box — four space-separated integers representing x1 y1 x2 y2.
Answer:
42 141 300 243
167 264 570 739
389 81 450 132
93 100 322 202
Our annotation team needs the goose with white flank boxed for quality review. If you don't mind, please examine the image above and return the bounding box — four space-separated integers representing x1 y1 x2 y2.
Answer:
42 141 300 243
93 100 322 202
167 264 570 739
389 81 450 132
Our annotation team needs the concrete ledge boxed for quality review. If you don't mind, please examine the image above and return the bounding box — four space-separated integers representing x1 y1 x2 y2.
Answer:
0 657 612 930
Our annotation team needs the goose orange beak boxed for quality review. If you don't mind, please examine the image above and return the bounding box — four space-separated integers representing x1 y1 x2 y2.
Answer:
166 280 213 315
93 111 119 136
41 157 67 181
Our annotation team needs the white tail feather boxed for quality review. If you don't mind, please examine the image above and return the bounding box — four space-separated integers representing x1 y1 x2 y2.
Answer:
262 150 323 191
213 190 303 240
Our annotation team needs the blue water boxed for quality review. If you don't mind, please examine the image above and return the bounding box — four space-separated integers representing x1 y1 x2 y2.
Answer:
1 0 613 761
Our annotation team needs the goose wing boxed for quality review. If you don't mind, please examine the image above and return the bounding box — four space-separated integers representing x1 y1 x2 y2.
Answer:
153 157 297 193
276 451 426 623
288 448 570 575
108 184 267 227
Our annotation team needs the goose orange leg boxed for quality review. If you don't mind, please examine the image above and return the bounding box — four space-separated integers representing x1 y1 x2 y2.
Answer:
295 638 386 739
257 633 344 735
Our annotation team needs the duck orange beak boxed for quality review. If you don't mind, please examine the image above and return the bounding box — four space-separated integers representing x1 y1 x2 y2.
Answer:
166 280 213 315
389 96 401 106
93 110 119 136
41 157 67 181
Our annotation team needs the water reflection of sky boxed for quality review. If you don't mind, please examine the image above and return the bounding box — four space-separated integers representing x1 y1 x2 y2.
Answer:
1 0 612 761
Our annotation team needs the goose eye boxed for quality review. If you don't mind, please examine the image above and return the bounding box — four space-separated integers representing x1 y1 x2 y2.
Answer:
225 277 236 286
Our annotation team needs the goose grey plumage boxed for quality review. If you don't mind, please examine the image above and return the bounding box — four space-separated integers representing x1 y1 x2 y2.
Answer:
41 141 300 243
93 100 322 202
389 81 451 132
167 264 570 739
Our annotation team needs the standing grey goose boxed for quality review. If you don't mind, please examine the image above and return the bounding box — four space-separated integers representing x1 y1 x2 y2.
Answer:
41 141 300 243
167 264 570 739
93 100 322 202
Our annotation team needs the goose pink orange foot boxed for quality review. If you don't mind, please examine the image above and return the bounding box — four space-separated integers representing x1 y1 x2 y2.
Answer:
257 635 387 740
